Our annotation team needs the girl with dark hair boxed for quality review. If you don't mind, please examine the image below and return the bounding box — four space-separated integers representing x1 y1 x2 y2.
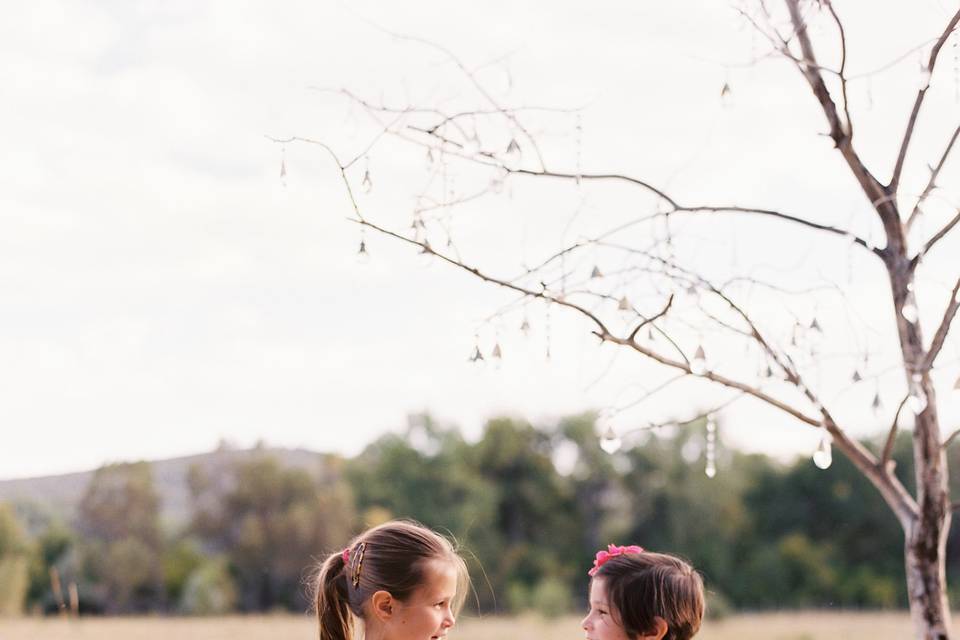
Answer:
581 544 705 640
314 520 469 640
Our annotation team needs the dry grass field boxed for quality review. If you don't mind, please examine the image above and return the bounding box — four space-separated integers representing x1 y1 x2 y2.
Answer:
0 612 915 640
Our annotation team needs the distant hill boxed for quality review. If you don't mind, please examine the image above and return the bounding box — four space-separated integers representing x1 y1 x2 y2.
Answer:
0 446 331 530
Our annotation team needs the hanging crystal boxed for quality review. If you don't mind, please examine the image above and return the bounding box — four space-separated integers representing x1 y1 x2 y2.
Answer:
813 431 833 469
590 265 603 279
872 390 883 414
720 81 733 106
492 342 503 360
647 327 655 342
705 416 717 478
851 369 862 383
490 169 506 194
907 373 928 414
953 33 959 103
504 137 521 166
545 308 552 361
468 346 484 363
809 316 822 332
463 133 481 156
918 65 932 91
279 147 287 186
599 426 622 454
520 316 531 336
356 238 370 264
901 285 918 323
361 169 373 194
425 148 436 170
690 344 707 375
954 374 960 391
574 113 583 186
763 364 774 379
618 296 632 315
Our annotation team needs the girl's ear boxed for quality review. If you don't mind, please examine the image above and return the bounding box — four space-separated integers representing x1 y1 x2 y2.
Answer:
639 617 668 640
370 590 395 622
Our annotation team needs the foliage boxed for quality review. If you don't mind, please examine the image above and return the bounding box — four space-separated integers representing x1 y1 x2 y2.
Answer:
19 415 960 615
0 503 33 615
188 453 353 611
76 462 164 613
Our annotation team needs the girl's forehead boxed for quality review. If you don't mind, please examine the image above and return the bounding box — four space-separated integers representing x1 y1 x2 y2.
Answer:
419 558 459 594
589 578 608 601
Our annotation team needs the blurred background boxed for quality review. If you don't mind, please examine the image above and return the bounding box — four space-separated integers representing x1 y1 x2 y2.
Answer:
2 413 959 617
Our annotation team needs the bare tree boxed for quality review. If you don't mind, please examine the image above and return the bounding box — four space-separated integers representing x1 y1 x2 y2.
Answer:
289 2 960 638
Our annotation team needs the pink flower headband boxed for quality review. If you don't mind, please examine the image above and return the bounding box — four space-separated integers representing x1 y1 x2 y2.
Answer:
588 543 645 576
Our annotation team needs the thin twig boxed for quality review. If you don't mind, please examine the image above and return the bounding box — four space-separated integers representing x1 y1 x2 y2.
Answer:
889 9 960 194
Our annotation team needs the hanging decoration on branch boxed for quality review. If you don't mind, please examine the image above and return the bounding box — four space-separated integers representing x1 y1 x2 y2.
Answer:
872 389 883 414
705 416 717 478
574 113 583 186
813 430 833 470
356 230 369 264
361 156 373 194
907 374 928 414
469 334 484 364
504 137 521 166
720 80 733 107
690 344 707 375
600 425 622 454
901 284 919 323
463 130 481 156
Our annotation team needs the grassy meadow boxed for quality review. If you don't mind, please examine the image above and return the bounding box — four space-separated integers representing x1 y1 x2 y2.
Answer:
0 612 916 640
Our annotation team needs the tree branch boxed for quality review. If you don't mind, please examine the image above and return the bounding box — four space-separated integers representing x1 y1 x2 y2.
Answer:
915 208 960 266
823 1 853 141
906 124 960 232
627 295 674 342
921 276 960 372
942 427 960 450
784 0 900 247
881 394 910 467
889 10 960 194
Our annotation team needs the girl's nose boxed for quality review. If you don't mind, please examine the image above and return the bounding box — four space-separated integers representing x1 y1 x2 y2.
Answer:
581 614 591 630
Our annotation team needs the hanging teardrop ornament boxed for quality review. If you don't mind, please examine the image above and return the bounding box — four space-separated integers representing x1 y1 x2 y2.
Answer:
600 426 622 454
813 431 833 470
690 345 707 375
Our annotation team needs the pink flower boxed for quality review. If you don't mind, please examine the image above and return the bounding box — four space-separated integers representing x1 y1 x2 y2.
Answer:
588 543 645 576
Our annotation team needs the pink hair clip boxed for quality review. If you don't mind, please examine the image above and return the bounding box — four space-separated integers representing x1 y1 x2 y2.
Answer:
342 547 351 564
588 543 645 576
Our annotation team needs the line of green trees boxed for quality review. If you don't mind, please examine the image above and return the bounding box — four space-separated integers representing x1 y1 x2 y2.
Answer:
3 413 960 616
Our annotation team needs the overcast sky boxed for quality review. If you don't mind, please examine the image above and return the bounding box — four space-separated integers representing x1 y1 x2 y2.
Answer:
2 1 959 480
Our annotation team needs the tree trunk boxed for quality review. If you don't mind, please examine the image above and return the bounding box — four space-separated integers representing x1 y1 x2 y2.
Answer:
905 518 952 640
889 257 953 639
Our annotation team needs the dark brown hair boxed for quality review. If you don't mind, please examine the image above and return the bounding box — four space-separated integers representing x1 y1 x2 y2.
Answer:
593 552 704 640
315 520 468 640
